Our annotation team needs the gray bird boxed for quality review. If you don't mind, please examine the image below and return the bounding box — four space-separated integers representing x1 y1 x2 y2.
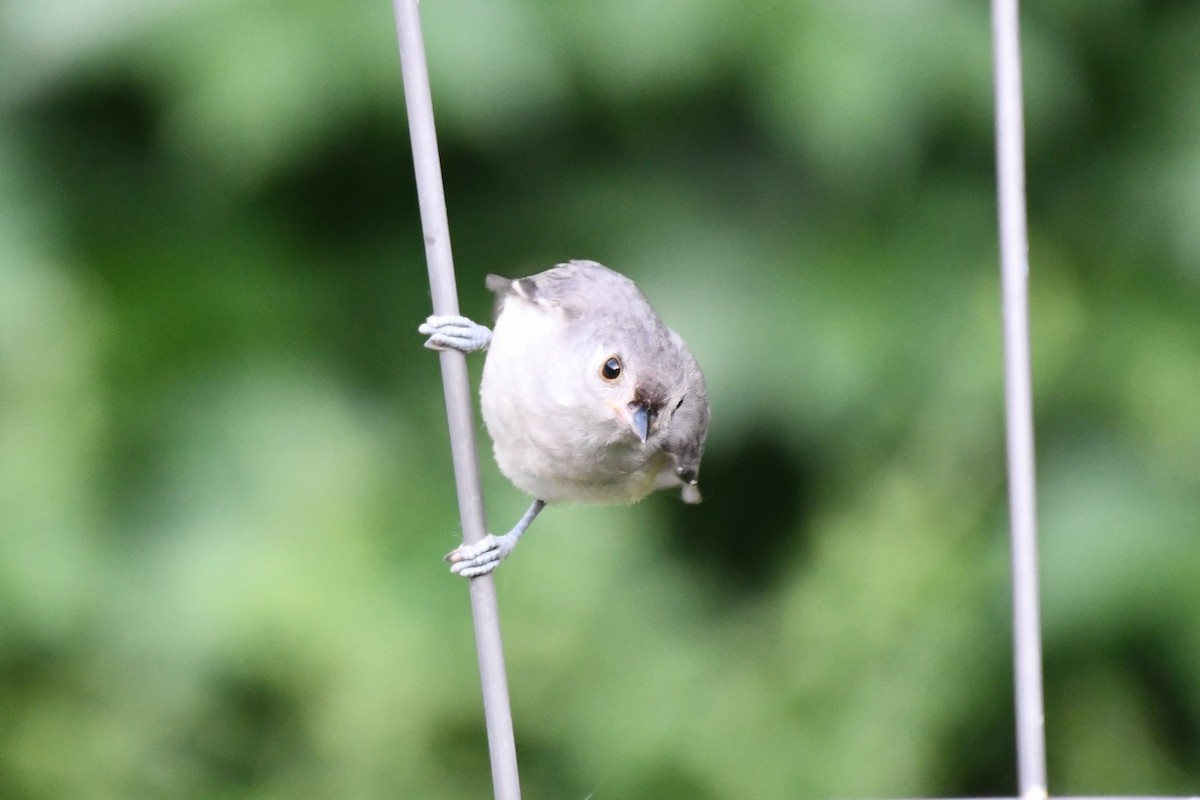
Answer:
419 259 710 577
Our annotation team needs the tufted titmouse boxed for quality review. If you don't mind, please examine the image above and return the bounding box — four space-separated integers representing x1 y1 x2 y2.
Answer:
419 259 710 577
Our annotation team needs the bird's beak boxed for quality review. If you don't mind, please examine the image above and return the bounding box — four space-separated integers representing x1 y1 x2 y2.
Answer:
623 401 650 443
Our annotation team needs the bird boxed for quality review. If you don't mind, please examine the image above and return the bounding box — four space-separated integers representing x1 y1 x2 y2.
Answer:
419 259 710 577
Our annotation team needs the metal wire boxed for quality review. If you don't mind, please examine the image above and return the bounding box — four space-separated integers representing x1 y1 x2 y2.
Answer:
391 1 522 798
385 0 1194 797
991 0 1048 797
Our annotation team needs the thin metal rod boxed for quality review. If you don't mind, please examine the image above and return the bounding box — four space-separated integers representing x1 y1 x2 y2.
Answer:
991 1 1047 797
391 2 522 798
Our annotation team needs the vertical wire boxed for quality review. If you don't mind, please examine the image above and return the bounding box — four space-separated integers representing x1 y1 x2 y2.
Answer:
391 1 522 798
990 1 1048 797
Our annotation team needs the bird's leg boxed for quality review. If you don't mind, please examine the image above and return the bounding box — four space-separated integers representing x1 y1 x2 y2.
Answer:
445 499 545 578
418 315 492 353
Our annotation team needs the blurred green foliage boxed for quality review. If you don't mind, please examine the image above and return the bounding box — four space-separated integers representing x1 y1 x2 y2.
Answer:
2 0 1199 797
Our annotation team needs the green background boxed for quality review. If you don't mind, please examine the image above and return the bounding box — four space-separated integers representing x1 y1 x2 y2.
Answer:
2 0 1198 797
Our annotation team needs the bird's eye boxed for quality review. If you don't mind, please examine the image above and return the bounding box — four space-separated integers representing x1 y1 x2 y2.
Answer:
600 356 622 381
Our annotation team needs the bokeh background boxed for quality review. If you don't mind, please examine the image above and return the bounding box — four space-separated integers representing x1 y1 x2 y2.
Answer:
2 0 1199 797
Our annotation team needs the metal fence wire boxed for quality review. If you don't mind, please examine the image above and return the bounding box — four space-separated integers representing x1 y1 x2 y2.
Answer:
393 1 1199 799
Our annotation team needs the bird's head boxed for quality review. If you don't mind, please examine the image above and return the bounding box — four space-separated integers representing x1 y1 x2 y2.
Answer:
588 347 670 444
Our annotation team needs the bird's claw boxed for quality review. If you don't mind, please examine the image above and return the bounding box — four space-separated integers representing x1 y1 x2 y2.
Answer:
419 315 492 353
445 533 516 578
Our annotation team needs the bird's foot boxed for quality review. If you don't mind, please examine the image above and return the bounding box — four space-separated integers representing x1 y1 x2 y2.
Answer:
445 533 518 578
419 315 492 353
444 500 545 578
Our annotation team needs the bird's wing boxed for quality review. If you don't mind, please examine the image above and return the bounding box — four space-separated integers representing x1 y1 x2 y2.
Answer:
487 261 637 320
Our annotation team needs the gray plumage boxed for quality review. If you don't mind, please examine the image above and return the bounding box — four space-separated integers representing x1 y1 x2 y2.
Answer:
419 259 710 576
481 260 709 506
